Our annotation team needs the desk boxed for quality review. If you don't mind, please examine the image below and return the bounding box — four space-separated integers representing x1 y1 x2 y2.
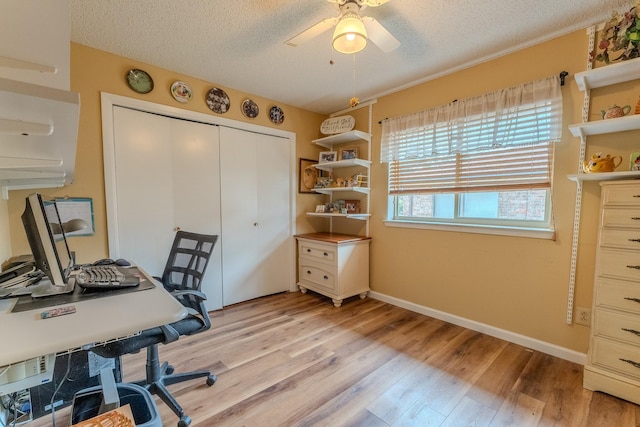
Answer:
0 268 187 368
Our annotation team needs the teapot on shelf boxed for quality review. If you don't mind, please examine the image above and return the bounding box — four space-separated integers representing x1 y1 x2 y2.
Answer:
601 104 632 119
583 153 623 173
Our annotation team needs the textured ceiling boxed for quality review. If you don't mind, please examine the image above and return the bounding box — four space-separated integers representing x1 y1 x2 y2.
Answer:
70 0 632 114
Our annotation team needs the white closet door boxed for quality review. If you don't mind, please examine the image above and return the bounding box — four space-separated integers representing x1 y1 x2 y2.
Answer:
111 107 223 310
220 127 291 306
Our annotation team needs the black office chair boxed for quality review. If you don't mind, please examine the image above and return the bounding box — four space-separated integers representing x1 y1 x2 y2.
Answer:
92 231 218 427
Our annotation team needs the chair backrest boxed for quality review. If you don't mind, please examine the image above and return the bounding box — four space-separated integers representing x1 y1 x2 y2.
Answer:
161 231 218 312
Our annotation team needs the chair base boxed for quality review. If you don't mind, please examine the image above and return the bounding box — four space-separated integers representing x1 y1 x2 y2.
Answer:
135 344 216 427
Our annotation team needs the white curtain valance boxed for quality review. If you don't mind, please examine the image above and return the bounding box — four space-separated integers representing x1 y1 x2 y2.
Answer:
380 75 563 163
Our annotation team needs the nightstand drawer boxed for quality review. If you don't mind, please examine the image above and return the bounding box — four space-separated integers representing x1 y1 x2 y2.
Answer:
596 278 640 314
602 209 640 229
298 241 336 264
298 259 336 292
594 309 640 345
598 249 640 282
603 186 640 207
591 337 640 380
600 229 640 249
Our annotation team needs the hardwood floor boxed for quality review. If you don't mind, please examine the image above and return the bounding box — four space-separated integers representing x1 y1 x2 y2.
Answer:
33 291 640 426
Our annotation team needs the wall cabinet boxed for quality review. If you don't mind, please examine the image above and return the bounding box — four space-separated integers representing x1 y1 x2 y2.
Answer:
584 180 640 405
0 1 79 193
295 233 370 307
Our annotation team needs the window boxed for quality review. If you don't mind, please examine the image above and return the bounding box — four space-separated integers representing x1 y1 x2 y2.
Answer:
381 76 562 233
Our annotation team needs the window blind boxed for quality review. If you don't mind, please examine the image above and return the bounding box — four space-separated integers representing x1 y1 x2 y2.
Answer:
382 76 562 195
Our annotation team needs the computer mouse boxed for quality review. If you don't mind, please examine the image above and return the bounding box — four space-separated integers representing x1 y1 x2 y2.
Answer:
114 258 131 267
93 258 114 266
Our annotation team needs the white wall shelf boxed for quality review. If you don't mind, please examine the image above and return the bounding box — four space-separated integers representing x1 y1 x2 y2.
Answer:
312 130 370 149
313 158 371 172
313 186 370 195
574 57 640 91
569 114 640 138
568 171 640 182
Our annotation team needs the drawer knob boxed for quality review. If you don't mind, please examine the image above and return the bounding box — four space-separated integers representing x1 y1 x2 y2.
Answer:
633 217 640 221
620 358 640 369
627 265 640 270
624 297 640 304
323 275 329 280
622 327 640 337
306 270 311 275
306 249 311 252
629 239 640 243
323 252 328 257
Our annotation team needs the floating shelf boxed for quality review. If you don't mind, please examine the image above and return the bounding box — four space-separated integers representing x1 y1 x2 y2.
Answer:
574 58 640 92
312 130 370 149
567 171 640 182
569 114 640 138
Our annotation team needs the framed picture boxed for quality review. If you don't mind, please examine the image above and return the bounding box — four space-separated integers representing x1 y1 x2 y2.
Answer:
344 200 361 214
315 205 326 213
631 152 640 171
319 151 337 163
299 158 319 193
340 146 359 160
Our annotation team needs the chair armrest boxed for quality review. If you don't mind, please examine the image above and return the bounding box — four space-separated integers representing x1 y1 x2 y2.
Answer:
160 324 180 344
170 289 207 301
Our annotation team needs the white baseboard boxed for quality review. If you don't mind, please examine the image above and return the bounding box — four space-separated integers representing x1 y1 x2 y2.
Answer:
368 291 587 365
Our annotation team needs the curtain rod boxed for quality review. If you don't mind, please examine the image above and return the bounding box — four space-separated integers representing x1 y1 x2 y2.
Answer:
378 71 569 125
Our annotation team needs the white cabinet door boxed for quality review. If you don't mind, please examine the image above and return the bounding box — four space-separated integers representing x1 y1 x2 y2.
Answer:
111 107 223 310
220 127 291 306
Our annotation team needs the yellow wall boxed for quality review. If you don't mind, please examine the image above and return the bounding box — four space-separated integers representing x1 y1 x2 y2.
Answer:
369 29 640 353
7 43 325 264
6 29 637 354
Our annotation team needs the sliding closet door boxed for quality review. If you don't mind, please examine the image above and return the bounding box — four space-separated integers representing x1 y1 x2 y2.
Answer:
111 106 223 310
220 126 291 306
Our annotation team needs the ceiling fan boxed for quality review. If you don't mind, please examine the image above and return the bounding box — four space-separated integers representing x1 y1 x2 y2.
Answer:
285 0 400 54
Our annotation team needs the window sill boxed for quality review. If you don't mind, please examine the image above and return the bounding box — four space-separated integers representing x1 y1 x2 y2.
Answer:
383 220 555 240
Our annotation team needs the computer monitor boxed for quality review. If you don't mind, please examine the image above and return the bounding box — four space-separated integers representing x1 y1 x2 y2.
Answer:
21 193 75 297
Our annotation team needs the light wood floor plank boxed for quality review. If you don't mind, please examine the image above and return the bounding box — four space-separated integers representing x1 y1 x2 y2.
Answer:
27 291 640 427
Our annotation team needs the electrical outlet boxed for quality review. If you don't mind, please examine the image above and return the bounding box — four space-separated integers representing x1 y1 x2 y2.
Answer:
576 307 592 326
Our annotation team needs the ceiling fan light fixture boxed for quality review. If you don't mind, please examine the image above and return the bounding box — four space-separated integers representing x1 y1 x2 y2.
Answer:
332 11 367 54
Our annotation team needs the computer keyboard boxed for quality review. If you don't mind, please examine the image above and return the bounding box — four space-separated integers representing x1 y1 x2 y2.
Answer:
76 265 140 290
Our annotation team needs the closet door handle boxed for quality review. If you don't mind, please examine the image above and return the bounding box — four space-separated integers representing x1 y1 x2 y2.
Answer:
629 239 640 243
620 358 640 369
627 265 640 270
625 297 640 304
253 222 259 226
632 217 640 220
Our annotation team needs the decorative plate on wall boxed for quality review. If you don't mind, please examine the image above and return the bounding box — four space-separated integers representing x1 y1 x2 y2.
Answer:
206 88 230 114
126 68 154 94
241 99 259 118
269 105 284 125
170 81 192 103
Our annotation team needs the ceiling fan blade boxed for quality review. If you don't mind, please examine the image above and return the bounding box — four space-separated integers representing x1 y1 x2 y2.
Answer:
285 17 338 47
363 0 391 7
362 16 400 52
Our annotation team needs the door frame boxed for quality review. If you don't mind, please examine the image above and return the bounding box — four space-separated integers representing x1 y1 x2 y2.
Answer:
100 92 298 293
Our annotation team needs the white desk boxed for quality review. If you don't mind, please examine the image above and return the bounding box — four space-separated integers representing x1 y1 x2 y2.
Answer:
0 270 187 368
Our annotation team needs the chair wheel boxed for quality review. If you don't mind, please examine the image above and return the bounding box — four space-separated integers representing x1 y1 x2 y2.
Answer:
165 364 175 375
178 415 191 427
206 374 217 386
